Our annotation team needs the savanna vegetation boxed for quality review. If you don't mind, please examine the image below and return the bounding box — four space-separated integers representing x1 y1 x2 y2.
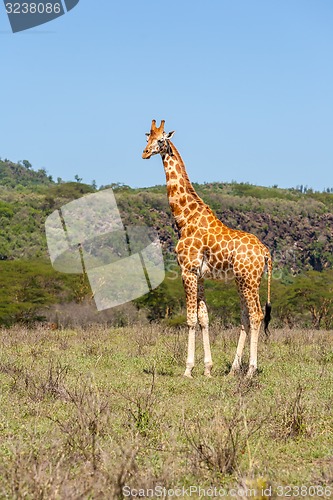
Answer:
0 324 332 498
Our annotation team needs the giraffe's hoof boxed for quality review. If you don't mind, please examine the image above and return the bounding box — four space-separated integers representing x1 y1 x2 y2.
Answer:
204 363 213 378
245 365 257 379
228 365 241 377
184 370 193 379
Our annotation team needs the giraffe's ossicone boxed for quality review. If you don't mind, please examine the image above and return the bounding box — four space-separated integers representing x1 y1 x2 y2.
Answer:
142 119 272 378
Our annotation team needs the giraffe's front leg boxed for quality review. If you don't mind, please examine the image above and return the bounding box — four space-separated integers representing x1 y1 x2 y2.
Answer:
182 271 198 379
198 279 213 377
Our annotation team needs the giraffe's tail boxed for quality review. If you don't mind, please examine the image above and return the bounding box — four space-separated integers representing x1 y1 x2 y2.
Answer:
264 252 272 335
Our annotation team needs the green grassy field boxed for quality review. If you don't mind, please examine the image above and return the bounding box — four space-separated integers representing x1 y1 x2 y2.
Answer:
0 324 332 499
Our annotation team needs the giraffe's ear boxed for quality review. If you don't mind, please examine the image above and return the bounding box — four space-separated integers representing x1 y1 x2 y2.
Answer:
166 131 175 139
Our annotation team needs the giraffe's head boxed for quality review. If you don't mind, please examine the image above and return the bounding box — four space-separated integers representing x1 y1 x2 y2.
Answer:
142 119 175 159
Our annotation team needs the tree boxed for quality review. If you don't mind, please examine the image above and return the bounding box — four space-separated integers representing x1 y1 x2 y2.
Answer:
22 160 32 169
288 271 333 329
134 282 178 321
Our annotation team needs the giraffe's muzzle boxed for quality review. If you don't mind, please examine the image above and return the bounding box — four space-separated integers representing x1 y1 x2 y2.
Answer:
142 148 152 159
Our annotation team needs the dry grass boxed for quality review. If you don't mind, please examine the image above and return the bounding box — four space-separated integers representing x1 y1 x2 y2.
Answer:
0 324 333 498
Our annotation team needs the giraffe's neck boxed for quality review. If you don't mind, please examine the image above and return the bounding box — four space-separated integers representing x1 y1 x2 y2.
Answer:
161 141 214 231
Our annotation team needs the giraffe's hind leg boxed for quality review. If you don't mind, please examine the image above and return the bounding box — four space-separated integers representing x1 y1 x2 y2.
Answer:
230 294 250 374
246 291 264 378
198 279 213 377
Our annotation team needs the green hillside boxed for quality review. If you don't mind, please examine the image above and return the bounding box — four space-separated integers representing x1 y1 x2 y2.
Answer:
0 158 333 328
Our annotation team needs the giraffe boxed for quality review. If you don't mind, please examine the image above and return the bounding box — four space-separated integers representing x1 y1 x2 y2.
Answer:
142 120 272 379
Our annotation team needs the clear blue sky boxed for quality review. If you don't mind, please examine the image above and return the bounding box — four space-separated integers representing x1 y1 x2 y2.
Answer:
1 0 332 191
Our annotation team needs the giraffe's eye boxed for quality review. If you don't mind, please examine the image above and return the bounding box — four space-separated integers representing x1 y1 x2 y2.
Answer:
157 139 164 146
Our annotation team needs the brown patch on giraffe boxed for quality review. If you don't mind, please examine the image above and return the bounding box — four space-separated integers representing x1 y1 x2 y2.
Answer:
199 217 208 228
183 237 192 247
213 252 222 263
169 171 177 180
176 243 184 255
182 225 194 236
219 240 228 251
212 243 221 254
228 241 234 251
210 254 219 265
206 234 215 247
169 185 178 198
173 206 182 218
193 238 202 249
222 260 232 270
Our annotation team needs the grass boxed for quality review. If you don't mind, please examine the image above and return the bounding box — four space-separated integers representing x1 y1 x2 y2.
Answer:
0 324 332 499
